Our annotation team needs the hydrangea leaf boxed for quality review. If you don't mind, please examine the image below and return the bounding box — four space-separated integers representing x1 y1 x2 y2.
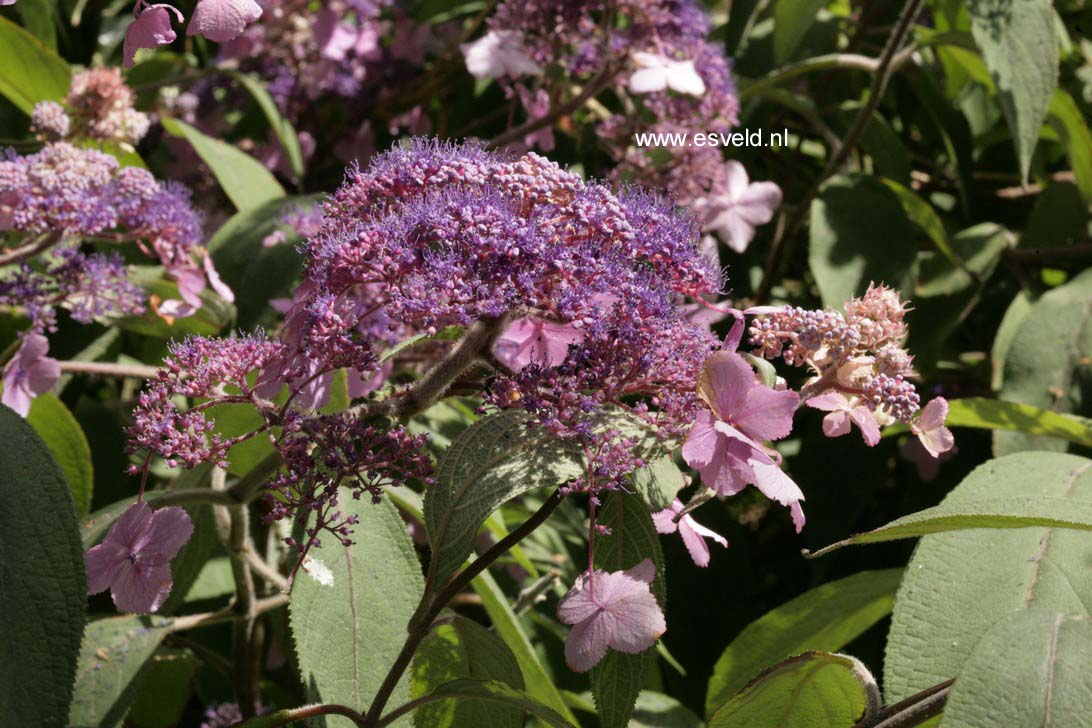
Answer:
631 691 703 728
968 0 1059 183
632 456 686 512
410 616 525 728
125 646 199 728
424 409 666 594
27 392 94 517
1046 90 1092 202
707 652 877 727
0 403 86 726
995 268 1092 455
398 679 574 728
207 194 324 330
705 568 902 716
940 610 1092 727
884 452 1092 700
0 16 69 114
290 492 424 726
69 616 173 728
471 570 577 723
231 71 306 181
808 174 919 309
772 0 826 64
424 410 586 592
160 116 285 212
590 493 666 728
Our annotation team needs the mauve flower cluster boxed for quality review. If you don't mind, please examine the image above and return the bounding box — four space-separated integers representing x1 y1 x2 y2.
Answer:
0 247 145 334
127 334 288 469
297 139 721 486
31 68 151 146
465 0 781 253
269 413 432 556
0 142 229 415
220 0 391 109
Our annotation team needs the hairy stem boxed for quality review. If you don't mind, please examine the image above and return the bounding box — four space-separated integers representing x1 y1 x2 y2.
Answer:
167 593 289 632
211 467 261 717
234 702 367 727
740 47 918 101
362 490 565 727
0 230 64 267
56 360 161 378
859 679 954 728
485 66 620 150
354 315 509 422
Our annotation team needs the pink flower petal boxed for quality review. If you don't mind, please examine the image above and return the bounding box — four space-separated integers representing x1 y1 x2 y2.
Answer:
85 540 128 594
822 410 852 438
124 5 183 68
139 506 195 563
203 254 235 303
187 0 262 43
110 561 174 613
2 333 60 416
848 406 881 447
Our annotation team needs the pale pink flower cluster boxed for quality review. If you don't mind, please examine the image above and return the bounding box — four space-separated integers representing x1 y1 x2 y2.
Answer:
31 68 150 146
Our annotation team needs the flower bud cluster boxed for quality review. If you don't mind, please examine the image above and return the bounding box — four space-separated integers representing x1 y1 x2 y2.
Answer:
747 284 920 423
31 68 151 146
266 413 433 550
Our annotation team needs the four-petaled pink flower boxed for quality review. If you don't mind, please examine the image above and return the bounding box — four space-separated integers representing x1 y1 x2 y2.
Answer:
85 501 194 613
187 0 262 44
124 3 184 68
557 558 666 672
693 161 782 253
911 397 954 458
2 332 60 417
461 30 542 80
494 317 584 370
652 499 728 567
806 391 881 446
681 350 806 532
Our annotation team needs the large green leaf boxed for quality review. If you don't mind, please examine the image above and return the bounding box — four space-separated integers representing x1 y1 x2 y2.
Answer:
705 569 902 716
401 679 575 728
940 610 1092 727
424 410 585 593
0 15 70 114
942 398 1092 447
0 404 86 726
991 291 1033 391
27 392 94 517
707 652 877 727
231 72 306 181
590 493 665 728
69 616 172 728
126 646 199 728
471 571 577 724
995 269 1092 456
884 452 1092 700
632 691 703 728
291 492 424 726
207 195 323 330
1046 90 1092 202
809 174 919 308
916 223 1008 298
160 117 285 212
411 616 524 728
631 456 686 512
968 0 1059 182
773 0 826 64
16 0 58 50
